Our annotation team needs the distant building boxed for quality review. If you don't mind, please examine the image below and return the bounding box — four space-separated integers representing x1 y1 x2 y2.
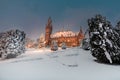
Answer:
45 17 84 47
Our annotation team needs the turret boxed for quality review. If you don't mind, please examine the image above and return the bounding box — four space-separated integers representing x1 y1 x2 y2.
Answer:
78 27 84 38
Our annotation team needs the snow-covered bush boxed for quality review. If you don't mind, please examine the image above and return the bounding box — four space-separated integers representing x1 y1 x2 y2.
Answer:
88 14 120 64
0 29 26 59
51 41 58 51
61 42 66 49
82 38 90 50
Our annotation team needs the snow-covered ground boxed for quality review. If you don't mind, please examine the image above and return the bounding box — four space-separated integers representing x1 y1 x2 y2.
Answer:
0 47 120 80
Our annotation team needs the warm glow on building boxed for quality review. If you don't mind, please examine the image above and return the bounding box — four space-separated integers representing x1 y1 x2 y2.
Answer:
45 17 84 47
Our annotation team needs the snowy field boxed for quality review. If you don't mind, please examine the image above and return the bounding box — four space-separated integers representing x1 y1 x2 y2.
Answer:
0 47 120 80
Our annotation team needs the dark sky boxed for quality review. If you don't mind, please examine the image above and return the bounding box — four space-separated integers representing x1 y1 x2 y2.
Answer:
0 0 120 39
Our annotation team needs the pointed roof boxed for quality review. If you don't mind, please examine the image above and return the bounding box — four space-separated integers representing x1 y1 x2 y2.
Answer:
79 26 83 33
47 17 52 27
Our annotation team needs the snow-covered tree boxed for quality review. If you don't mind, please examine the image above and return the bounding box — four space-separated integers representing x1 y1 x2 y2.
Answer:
88 14 120 64
0 29 26 59
114 21 120 47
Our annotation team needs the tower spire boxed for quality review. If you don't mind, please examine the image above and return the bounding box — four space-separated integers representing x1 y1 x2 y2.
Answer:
47 17 52 27
80 26 83 33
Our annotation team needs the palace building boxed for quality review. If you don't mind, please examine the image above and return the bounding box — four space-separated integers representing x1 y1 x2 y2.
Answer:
45 17 84 47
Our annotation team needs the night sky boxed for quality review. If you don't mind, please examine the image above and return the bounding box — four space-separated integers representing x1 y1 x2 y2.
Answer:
0 0 120 39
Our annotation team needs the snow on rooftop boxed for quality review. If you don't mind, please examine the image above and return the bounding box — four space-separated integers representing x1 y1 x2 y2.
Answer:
51 30 78 38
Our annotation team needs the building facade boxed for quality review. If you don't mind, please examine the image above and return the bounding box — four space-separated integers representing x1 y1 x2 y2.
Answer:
45 17 84 47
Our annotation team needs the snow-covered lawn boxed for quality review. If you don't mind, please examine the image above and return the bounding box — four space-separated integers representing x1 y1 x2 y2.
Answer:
0 47 120 80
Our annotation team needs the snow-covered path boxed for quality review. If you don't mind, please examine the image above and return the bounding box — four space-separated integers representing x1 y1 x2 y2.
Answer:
0 47 120 80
